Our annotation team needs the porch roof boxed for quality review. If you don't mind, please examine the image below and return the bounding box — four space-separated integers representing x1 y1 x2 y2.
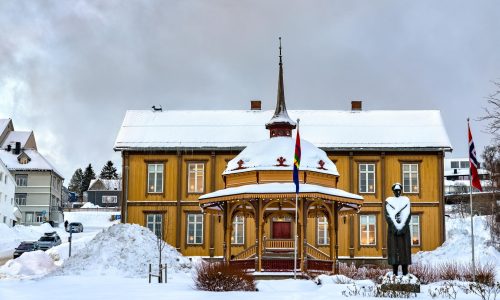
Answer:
199 182 363 206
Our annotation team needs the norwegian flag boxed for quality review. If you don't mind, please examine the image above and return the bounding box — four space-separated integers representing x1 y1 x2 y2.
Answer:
468 121 483 192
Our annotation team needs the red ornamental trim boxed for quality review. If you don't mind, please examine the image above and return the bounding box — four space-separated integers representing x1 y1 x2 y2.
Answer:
232 159 247 171
317 160 327 170
275 156 289 167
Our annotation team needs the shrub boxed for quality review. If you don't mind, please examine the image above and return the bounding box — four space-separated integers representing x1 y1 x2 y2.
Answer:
439 261 463 281
463 263 496 286
194 261 256 292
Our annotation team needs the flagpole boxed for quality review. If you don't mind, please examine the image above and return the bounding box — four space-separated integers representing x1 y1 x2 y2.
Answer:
468 118 476 282
294 119 300 280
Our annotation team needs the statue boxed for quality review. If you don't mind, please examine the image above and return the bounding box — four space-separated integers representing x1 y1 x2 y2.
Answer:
385 183 412 275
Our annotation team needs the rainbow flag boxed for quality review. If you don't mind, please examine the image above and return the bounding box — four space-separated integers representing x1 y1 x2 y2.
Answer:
293 127 301 193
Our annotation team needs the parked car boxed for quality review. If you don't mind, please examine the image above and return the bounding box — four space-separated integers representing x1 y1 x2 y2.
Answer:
13 241 39 258
67 222 84 233
37 232 62 251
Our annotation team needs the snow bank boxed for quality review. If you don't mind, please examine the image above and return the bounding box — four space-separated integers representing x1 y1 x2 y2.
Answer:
81 202 101 209
60 223 191 277
0 250 57 278
413 216 500 271
0 222 56 257
64 211 119 227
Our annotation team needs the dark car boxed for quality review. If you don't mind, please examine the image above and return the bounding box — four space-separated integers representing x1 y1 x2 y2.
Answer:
13 241 39 258
37 232 62 251
67 222 84 233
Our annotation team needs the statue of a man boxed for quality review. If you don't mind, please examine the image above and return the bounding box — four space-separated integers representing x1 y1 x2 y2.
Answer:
385 183 412 275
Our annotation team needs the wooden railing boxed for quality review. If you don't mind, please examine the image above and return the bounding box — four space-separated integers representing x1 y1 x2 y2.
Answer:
265 239 294 250
306 243 330 260
233 244 257 260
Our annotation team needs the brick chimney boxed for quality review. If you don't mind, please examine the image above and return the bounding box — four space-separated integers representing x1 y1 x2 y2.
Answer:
251 100 262 110
351 100 362 111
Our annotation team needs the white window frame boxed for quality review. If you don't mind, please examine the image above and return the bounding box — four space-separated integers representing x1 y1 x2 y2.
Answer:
317 216 329 245
410 215 421 246
187 213 203 245
402 163 419 193
15 174 28 187
25 212 34 223
359 214 377 246
231 215 245 245
102 195 118 204
35 212 43 223
359 163 376 193
146 213 163 238
187 163 205 193
15 193 27 206
147 163 164 193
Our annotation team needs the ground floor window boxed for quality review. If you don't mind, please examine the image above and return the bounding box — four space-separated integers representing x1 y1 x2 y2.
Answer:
410 215 421 246
35 212 44 223
146 214 163 238
232 215 245 245
360 214 377 245
187 213 203 244
317 216 329 245
102 195 118 204
25 212 33 223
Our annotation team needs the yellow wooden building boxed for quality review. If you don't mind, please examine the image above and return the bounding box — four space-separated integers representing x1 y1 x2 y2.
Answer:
113 49 452 272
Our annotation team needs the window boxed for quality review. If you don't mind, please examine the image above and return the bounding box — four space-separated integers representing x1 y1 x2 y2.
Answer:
231 215 245 244
0 172 3 182
450 161 459 168
15 175 28 186
460 161 469 169
19 156 29 164
360 215 376 246
146 214 163 238
15 193 27 206
188 163 205 193
359 163 375 193
35 212 43 223
187 213 203 244
102 195 118 203
410 215 420 246
147 163 164 193
317 216 329 245
402 164 419 193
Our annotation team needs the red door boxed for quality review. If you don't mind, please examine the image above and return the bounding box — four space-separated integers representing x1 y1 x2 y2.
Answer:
272 222 291 239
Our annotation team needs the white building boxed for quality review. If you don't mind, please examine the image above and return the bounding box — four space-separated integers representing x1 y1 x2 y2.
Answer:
0 157 20 226
0 119 64 225
444 157 490 195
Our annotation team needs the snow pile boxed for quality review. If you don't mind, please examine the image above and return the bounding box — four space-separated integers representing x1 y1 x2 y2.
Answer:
60 223 191 277
0 222 56 257
81 202 101 209
414 216 500 270
0 250 57 278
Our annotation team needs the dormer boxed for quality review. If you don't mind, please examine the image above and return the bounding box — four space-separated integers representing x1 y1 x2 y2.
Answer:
17 152 31 165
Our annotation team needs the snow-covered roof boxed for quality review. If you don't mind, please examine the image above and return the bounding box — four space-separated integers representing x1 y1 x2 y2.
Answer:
224 136 338 176
1 131 33 148
0 149 63 178
199 182 363 202
0 119 12 135
114 110 452 151
88 179 122 191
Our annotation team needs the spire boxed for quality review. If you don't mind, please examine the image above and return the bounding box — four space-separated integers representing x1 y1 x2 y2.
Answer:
266 37 296 138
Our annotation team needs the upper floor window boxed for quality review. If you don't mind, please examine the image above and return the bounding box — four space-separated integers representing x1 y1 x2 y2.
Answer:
187 213 203 245
410 215 420 246
15 175 28 187
146 213 163 238
359 163 375 193
317 216 329 245
188 163 205 193
402 163 419 193
231 215 245 245
19 156 29 164
147 163 163 193
0 172 3 182
360 214 376 246
15 193 27 206
450 161 459 168
460 161 469 168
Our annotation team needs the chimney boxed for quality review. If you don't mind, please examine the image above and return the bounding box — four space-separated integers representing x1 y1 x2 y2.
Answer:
351 100 362 111
14 142 21 155
251 100 261 111
6 144 11 152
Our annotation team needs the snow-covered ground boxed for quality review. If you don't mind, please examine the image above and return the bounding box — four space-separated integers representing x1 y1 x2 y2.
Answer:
0 210 498 300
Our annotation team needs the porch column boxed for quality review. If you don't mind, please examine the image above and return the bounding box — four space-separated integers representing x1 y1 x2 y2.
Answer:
223 202 228 262
329 204 335 264
226 203 233 261
333 202 340 274
256 198 263 271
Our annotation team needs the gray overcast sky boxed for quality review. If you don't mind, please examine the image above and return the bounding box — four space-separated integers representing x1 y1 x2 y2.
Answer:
1 0 499 180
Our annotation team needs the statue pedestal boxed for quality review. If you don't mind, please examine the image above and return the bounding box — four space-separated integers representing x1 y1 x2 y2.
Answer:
380 273 420 293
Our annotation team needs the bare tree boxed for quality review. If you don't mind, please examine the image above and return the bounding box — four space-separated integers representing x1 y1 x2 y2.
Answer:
479 81 500 138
